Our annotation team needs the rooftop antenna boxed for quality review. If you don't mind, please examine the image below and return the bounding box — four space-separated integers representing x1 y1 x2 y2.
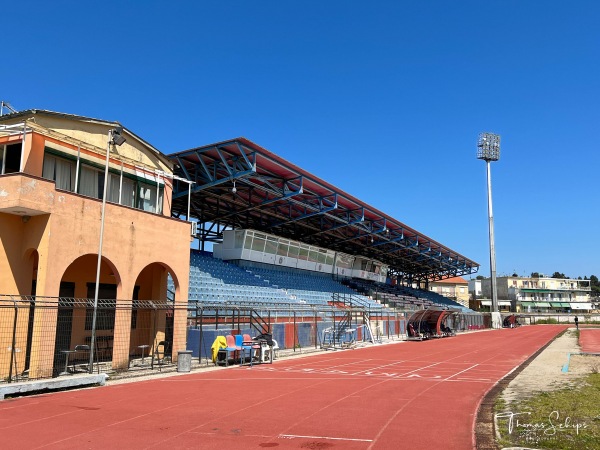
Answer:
0 101 17 116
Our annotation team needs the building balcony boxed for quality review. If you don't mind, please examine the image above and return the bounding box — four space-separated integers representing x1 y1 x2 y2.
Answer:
520 286 591 293
0 173 53 218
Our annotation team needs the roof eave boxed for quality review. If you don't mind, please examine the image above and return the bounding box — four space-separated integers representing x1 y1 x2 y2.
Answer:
1 109 173 170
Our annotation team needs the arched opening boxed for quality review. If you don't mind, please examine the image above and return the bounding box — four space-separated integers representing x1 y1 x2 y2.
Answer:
51 254 121 376
3 248 40 380
129 263 178 368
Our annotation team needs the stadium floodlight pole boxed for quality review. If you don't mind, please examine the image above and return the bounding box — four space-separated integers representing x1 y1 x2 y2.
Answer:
477 132 500 317
89 126 126 373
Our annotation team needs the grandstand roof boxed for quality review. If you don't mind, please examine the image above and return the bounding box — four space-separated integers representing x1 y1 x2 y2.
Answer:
169 137 479 281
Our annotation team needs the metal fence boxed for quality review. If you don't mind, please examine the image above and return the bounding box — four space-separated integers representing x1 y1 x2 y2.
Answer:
0 295 406 383
0 296 178 383
2 294 513 384
515 313 600 325
186 301 406 359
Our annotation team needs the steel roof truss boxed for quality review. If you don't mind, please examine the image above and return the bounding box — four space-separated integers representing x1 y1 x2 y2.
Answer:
269 193 338 228
300 206 366 239
175 156 192 181
195 150 215 182
169 138 479 277
370 232 404 248
173 146 257 198
175 167 256 198
235 142 258 171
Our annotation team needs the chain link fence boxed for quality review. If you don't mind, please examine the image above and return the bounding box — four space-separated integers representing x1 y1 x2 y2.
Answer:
0 295 407 383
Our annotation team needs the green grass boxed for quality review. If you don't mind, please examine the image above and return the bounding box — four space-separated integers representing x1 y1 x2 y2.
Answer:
495 373 600 449
536 318 559 324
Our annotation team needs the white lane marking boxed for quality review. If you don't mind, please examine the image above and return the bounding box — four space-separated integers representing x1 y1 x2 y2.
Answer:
444 363 479 381
279 434 373 442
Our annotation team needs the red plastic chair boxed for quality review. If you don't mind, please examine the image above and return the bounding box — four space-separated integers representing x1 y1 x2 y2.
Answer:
242 334 260 365
243 334 260 350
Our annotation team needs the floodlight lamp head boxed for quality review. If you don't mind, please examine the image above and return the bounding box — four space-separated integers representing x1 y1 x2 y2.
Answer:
110 127 126 146
231 180 237 194
477 132 500 161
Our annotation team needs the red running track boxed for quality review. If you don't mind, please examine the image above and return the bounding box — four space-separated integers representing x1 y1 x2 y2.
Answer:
579 328 600 353
0 325 565 450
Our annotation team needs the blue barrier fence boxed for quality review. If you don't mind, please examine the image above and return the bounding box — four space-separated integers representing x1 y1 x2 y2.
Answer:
186 317 406 359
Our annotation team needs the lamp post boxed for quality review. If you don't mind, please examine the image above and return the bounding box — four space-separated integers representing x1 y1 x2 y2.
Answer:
477 132 500 319
89 127 126 373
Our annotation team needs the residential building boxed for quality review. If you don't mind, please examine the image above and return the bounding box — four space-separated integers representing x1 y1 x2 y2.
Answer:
428 276 469 307
468 279 482 298
480 276 592 312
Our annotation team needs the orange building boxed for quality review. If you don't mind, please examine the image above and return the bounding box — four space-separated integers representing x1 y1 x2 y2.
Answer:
0 110 191 379
428 276 469 307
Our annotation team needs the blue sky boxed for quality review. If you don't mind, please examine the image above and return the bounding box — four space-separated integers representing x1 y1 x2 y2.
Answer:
3 1 599 279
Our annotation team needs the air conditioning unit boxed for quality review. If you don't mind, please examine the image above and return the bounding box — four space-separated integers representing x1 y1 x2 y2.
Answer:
190 221 198 236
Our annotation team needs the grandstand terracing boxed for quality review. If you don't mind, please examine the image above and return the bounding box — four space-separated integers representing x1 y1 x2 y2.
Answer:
344 277 470 311
173 251 469 313
181 251 381 309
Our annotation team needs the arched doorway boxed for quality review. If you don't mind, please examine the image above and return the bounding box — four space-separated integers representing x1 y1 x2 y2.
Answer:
129 263 179 368
52 254 121 376
3 248 40 381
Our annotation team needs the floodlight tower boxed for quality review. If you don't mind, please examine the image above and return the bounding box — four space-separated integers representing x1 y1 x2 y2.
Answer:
477 132 500 317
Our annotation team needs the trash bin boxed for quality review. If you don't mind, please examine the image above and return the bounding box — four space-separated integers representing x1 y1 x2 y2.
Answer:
177 350 192 373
